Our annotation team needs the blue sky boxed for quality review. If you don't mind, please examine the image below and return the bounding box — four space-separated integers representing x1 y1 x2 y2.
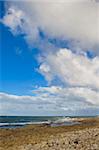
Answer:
0 13 47 95
0 0 99 116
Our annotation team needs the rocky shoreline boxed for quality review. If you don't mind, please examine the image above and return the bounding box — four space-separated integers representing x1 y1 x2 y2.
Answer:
0 117 99 150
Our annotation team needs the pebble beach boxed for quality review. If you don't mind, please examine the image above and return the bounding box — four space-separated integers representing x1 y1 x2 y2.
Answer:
0 117 99 150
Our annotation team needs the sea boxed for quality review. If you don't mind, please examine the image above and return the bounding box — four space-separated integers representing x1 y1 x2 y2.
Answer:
0 116 95 129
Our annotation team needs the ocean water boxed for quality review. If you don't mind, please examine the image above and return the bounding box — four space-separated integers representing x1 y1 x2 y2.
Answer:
0 116 94 128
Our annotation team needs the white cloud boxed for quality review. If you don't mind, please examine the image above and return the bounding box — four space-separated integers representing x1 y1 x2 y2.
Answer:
1 7 24 34
1 0 99 115
2 0 99 53
33 1 99 49
0 86 99 115
1 6 39 45
33 86 99 105
39 48 99 89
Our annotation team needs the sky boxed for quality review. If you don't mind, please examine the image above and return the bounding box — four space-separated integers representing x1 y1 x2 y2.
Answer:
0 0 99 116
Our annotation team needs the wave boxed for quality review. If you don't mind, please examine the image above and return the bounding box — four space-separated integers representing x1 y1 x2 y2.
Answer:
0 117 78 128
53 117 72 124
0 121 51 127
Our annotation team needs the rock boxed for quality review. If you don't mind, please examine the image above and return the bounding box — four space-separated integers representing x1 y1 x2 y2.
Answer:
74 139 79 144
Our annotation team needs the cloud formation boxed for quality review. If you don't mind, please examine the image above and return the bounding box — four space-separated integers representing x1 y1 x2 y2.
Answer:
0 86 99 115
39 48 99 89
2 0 99 53
1 0 99 115
1 6 39 45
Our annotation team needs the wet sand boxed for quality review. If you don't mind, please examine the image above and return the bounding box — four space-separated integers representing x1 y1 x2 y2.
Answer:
0 117 99 150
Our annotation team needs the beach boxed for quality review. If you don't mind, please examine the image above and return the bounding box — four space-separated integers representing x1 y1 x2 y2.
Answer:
0 117 99 150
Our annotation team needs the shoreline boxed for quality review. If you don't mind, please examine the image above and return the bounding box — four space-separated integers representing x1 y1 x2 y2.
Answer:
0 117 99 150
0 116 97 129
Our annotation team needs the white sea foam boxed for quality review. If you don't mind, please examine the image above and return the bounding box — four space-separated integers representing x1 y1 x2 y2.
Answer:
53 117 73 124
0 121 50 127
0 117 78 128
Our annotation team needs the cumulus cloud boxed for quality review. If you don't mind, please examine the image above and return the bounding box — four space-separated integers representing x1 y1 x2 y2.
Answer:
32 0 99 51
1 6 39 45
2 0 99 53
38 48 99 113
39 48 99 89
